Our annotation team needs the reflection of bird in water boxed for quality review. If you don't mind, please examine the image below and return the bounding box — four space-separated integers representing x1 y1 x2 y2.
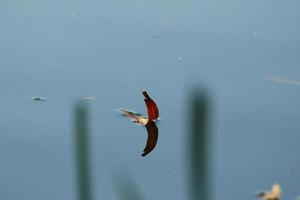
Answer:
120 91 159 157
256 183 281 200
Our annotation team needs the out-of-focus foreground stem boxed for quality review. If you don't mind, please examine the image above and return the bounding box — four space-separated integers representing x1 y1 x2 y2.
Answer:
188 91 211 200
74 102 93 200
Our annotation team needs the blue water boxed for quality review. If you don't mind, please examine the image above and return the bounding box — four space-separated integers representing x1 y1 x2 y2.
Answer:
1 1 300 199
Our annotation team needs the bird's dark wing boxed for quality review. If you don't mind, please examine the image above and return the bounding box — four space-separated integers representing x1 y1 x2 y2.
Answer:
141 120 159 157
143 91 159 120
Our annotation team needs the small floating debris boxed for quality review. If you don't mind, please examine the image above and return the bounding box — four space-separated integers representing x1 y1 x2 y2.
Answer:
177 56 183 61
31 96 46 102
256 183 281 200
81 96 96 101
266 76 300 86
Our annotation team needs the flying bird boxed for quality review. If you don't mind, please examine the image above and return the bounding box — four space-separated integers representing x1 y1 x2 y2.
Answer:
120 91 159 157
256 183 282 200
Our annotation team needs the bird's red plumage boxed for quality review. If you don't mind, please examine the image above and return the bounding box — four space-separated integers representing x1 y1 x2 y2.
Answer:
143 91 159 120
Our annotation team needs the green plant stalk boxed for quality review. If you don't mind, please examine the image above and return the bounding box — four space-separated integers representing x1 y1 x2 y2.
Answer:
74 102 93 200
189 91 210 200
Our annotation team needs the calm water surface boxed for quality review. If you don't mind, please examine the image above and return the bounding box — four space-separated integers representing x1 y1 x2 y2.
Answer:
0 1 300 200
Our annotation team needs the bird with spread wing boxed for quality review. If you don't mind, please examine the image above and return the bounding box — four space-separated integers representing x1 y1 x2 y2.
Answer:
119 91 159 157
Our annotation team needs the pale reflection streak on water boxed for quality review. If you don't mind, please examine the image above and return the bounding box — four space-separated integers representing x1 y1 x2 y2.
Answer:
266 76 300 86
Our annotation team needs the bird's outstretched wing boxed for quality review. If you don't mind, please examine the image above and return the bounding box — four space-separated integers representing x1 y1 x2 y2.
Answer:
141 120 159 157
119 109 142 121
143 91 159 120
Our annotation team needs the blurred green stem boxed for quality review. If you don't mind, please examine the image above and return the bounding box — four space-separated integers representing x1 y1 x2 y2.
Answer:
189 91 210 200
74 102 93 200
